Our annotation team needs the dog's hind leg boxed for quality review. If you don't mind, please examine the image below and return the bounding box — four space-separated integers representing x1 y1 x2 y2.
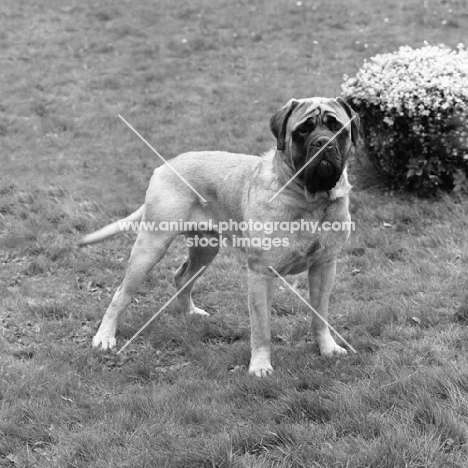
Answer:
174 231 220 316
93 231 175 349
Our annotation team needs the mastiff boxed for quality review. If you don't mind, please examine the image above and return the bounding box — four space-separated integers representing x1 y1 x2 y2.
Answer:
79 97 360 377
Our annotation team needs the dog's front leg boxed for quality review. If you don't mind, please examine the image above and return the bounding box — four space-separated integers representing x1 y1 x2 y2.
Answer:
308 258 347 356
247 268 277 377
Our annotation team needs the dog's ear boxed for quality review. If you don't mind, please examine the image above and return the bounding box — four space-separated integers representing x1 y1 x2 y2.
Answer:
336 97 360 145
270 99 299 151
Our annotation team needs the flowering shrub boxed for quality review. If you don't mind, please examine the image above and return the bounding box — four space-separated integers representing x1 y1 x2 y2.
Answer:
342 44 468 195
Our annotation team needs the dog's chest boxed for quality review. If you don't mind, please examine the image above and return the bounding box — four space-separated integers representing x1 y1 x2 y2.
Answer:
247 198 351 276
285 229 343 274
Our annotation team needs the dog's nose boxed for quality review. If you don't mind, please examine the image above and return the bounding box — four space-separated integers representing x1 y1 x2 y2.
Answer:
314 136 331 148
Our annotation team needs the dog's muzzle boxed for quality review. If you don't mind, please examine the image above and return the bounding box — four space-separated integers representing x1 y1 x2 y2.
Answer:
303 134 342 193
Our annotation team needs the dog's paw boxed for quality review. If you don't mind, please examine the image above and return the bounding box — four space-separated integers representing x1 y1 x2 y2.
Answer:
92 334 116 350
317 332 348 357
248 363 274 378
189 307 210 316
320 342 348 356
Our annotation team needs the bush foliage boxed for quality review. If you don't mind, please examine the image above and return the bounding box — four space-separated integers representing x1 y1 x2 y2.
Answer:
342 44 468 195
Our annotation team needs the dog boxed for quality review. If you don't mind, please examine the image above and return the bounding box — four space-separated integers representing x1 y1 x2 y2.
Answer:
78 97 360 377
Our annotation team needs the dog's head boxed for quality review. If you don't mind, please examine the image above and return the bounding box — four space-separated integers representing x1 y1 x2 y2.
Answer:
270 97 360 193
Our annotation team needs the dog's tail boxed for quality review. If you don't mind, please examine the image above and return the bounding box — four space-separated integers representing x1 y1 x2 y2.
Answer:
78 204 145 247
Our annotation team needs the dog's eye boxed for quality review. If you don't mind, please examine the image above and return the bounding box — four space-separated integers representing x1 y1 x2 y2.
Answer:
295 118 315 136
325 116 342 133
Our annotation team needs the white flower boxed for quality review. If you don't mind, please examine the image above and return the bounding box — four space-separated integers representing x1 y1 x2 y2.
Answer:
341 44 468 119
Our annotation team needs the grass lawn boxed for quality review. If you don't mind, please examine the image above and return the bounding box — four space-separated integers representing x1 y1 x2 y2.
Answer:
2 0 468 466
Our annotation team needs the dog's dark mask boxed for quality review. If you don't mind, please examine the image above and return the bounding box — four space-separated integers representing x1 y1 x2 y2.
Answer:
270 97 360 193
